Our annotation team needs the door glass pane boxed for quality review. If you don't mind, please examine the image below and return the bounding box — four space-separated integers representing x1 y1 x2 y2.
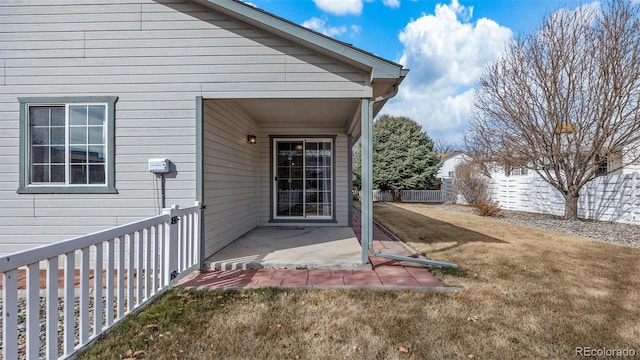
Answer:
305 141 332 218
276 141 304 217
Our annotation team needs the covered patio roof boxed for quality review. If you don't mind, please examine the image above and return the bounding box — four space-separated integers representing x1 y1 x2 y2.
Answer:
192 0 409 267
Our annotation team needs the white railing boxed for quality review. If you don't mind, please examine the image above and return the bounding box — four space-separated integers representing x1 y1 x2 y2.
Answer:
0 201 201 360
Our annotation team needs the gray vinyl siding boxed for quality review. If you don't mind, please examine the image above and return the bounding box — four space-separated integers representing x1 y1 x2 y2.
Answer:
0 0 368 254
202 100 259 259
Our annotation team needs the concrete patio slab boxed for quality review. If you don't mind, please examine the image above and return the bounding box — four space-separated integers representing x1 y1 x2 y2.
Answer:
176 207 458 291
203 226 368 270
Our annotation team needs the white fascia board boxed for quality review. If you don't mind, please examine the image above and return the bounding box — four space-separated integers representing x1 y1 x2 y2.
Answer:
190 0 405 81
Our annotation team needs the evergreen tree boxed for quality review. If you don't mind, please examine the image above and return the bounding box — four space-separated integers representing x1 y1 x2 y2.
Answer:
354 115 441 190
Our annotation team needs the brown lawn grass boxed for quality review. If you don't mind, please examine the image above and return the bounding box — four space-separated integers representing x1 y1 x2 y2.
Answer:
78 203 640 359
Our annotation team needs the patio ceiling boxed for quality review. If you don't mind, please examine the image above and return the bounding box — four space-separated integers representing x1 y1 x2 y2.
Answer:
231 98 361 130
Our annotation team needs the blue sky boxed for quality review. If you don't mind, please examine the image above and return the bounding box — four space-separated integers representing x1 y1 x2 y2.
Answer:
246 0 586 146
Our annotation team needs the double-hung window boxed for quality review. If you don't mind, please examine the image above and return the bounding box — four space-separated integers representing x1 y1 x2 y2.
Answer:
18 97 118 193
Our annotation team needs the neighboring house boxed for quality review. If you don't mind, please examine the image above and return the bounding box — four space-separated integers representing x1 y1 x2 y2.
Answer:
437 151 467 202
437 151 467 179
0 0 406 257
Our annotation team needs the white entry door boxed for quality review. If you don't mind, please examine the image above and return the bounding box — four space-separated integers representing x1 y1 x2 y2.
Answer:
273 138 333 219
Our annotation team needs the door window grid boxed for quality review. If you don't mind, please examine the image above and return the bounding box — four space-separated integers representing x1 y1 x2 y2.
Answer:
305 141 332 217
274 139 333 219
276 141 304 217
29 104 107 186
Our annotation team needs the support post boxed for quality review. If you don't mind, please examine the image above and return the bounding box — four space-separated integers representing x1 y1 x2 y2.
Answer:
360 99 372 264
348 134 354 227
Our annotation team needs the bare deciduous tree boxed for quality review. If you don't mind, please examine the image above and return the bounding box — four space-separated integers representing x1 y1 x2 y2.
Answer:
434 138 462 154
452 161 490 205
466 0 640 220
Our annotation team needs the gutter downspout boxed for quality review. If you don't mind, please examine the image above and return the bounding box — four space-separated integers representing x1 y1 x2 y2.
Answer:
363 85 458 269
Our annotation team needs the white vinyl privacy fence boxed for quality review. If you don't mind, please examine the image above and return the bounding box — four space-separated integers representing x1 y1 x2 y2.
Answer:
0 202 201 360
487 173 640 225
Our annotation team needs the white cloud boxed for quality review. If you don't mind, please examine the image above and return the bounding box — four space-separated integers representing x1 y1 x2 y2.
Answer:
349 24 362 36
382 0 401 9
240 1 257 7
384 0 512 144
302 17 361 38
312 0 401 16
313 0 363 15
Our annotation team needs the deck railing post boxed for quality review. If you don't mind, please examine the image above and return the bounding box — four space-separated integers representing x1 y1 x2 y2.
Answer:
164 204 180 285
2 269 18 360
194 200 203 268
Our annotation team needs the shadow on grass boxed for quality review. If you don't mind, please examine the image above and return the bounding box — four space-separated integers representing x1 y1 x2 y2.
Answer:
373 203 640 351
372 202 508 254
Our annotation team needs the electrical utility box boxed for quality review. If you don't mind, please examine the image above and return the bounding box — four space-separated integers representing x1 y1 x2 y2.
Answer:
148 158 170 173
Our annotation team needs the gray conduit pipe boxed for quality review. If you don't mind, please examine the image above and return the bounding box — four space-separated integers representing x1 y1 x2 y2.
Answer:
365 87 459 269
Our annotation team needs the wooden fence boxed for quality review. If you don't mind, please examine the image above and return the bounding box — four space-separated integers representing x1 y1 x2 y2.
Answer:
0 202 201 360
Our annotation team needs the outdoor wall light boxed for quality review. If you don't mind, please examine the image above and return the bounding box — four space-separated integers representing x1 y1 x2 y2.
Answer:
247 134 257 144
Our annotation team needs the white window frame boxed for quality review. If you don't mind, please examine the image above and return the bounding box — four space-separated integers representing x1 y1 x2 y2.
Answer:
510 167 528 176
506 165 528 176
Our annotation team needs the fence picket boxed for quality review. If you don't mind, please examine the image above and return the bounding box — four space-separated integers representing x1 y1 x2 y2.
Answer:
145 228 151 301
127 233 135 312
63 252 75 355
151 225 158 294
117 237 125 319
106 239 115 327
94 242 104 336
46 257 59 360
27 262 40 359
136 231 144 308
80 247 90 345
